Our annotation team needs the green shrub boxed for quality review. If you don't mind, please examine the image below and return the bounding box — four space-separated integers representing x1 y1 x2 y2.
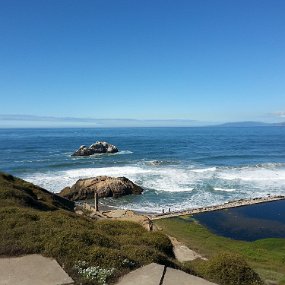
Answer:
140 231 174 256
193 252 264 285
94 219 144 236
121 245 165 265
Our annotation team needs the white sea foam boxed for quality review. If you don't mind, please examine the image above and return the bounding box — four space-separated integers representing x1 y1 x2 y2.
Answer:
24 166 150 192
218 167 285 182
22 163 285 212
117 150 133 155
192 167 217 173
214 187 236 192
142 167 201 192
108 188 231 213
24 166 197 193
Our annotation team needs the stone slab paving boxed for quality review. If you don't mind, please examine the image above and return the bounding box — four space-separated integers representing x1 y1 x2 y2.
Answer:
116 263 165 285
163 267 217 285
0 254 74 285
116 263 217 285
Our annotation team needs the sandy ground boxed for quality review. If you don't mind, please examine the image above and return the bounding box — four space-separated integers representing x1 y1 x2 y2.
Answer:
76 204 153 230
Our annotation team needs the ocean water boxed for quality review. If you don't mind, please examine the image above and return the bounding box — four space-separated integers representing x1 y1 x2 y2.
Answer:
0 127 285 213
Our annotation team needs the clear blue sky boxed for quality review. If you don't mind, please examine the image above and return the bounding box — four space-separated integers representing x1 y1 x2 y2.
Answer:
0 0 285 127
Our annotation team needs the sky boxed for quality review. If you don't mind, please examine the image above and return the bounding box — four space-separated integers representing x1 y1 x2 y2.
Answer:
0 0 285 127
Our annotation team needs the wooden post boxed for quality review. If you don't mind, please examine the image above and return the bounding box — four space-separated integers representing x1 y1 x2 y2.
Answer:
94 192 99 212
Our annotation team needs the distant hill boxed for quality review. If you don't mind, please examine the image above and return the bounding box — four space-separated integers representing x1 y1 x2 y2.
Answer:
216 121 285 127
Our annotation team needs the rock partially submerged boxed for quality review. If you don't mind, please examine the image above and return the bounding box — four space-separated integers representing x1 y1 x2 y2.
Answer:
72 141 118 156
59 176 143 201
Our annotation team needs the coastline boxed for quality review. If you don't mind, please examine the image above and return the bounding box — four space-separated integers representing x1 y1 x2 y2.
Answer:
150 195 285 220
80 194 285 222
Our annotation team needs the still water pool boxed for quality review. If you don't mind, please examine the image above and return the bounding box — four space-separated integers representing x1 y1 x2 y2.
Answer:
190 200 285 241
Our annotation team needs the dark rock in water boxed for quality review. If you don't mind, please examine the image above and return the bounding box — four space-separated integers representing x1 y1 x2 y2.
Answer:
59 176 143 201
150 160 162 166
72 141 118 156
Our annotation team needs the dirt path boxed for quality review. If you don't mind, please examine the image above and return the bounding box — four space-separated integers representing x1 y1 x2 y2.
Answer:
168 236 207 262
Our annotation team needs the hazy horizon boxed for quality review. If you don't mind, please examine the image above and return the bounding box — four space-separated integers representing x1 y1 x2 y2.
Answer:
0 114 284 128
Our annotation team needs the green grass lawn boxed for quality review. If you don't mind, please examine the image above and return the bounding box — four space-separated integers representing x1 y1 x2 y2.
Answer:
154 216 285 285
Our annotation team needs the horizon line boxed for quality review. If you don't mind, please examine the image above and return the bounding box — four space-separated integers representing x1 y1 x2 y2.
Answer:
0 114 284 128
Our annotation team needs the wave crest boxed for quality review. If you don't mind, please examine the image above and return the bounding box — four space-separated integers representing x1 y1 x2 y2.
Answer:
22 162 285 195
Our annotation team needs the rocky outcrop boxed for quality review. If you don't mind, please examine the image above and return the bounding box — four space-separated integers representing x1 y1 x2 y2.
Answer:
72 141 118 156
59 176 143 201
102 209 154 231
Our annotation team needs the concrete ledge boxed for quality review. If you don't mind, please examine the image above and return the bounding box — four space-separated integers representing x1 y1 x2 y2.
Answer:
0 254 74 285
116 263 217 285
163 267 217 285
116 263 165 285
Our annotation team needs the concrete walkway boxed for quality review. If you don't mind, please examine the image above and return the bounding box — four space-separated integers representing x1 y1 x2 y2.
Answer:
0 255 74 285
116 263 217 285
151 195 285 220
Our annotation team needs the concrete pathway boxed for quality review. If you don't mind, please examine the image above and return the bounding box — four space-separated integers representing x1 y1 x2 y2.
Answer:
0 255 74 285
116 263 217 285
151 195 285 220
116 263 165 285
163 267 216 285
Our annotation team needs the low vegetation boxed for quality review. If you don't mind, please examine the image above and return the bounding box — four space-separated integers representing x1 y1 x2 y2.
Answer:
155 217 285 285
0 173 175 285
186 252 263 285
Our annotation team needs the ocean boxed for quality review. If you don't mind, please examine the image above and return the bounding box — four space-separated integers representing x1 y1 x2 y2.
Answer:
1 127 285 213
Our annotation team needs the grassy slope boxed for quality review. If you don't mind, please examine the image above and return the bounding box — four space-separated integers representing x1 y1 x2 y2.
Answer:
155 216 285 285
0 173 175 285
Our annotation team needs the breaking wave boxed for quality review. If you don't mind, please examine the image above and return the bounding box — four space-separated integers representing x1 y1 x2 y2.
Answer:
22 162 285 212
